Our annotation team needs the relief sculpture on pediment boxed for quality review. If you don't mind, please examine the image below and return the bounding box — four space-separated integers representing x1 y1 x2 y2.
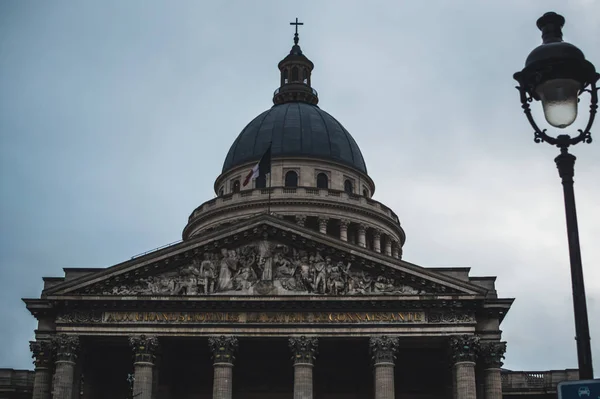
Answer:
101 240 424 296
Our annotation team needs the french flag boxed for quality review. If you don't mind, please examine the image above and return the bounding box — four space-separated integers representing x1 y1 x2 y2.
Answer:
243 144 272 187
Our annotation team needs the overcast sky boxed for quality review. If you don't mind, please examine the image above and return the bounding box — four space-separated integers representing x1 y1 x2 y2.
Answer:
1 1 598 375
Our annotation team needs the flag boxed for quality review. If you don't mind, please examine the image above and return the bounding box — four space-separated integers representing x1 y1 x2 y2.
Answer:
243 144 271 187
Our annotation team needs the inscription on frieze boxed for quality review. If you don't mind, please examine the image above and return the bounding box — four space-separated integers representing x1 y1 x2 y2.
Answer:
102 311 426 324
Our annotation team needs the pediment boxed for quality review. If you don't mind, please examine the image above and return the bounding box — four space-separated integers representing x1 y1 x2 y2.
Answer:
46 216 487 297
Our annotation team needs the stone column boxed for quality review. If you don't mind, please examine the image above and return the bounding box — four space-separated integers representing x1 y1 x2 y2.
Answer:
51 335 79 399
373 229 382 253
358 224 367 247
384 238 392 256
129 335 158 399
480 341 507 399
370 336 399 399
289 336 318 399
209 336 238 399
30 340 53 399
392 242 399 258
318 217 329 234
296 215 307 227
449 335 479 399
339 219 349 242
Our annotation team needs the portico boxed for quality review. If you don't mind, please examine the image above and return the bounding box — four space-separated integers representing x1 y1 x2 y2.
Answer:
31 331 506 399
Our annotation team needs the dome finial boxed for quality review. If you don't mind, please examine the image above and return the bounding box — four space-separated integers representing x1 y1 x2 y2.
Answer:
290 17 303 46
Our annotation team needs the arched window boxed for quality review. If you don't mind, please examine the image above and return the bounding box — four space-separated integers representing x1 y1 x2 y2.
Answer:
285 171 298 187
362 187 369 197
218 186 224 196
316 173 329 189
291 66 299 82
282 69 289 84
303 68 308 84
344 179 353 194
255 175 266 189
232 180 240 193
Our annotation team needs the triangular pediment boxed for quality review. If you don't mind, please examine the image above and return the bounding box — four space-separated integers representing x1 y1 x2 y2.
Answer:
45 215 488 297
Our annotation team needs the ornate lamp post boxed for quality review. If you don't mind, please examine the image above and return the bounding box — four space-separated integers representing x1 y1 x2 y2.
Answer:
514 12 598 380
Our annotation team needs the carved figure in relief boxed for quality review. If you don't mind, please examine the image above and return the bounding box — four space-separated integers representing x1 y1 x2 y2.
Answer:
257 239 275 281
217 248 234 291
199 253 216 294
313 254 327 294
327 261 345 295
356 271 373 294
233 247 257 290
297 255 314 292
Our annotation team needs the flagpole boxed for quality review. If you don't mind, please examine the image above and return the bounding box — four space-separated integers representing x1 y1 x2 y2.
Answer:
267 170 272 215
267 141 273 215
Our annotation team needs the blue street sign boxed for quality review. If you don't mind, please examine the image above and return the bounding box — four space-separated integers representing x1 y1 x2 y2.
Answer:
558 379 600 399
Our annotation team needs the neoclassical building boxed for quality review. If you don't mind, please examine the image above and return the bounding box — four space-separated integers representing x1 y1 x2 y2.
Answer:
11 27 573 399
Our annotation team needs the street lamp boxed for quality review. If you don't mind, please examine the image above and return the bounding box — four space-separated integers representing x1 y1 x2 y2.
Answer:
514 12 598 380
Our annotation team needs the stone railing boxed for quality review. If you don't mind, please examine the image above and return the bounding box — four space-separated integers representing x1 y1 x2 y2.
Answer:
188 187 400 224
501 369 579 393
0 368 34 393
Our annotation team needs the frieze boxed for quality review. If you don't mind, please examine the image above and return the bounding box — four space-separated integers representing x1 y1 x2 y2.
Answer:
88 239 430 297
54 309 478 325
427 311 475 324
102 311 426 324
56 311 102 324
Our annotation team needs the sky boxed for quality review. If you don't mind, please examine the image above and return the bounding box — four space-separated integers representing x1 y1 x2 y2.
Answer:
1 0 599 375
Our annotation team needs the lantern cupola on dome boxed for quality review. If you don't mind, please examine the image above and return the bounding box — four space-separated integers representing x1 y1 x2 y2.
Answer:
273 18 319 105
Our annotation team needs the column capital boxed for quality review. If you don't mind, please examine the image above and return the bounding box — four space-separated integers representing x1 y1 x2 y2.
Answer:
30 340 53 369
369 336 399 365
289 336 318 366
129 335 158 364
373 229 382 239
479 341 507 369
449 335 480 363
358 223 367 233
51 334 80 363
296 215 307 227
209 336 238 365
339 219 350 228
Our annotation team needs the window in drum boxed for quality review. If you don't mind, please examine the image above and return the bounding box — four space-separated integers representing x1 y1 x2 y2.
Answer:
285 171 298 187
316 173 329 189
344 179 353 194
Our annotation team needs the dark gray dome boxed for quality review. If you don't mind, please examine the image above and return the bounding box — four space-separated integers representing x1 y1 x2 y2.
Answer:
222 103 367 173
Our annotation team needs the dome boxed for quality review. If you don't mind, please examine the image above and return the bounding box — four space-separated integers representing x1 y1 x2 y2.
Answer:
222 102 367 174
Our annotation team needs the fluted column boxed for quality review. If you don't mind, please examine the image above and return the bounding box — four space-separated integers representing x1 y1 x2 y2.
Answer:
318 217 329 234
449 335 479 399
339 219 349 242
370 336 399 399
51 335 79 399
30 340 53 399
296 215 307 227
209 336 238 399
129 335 158 399
373 229 382 253
358 224 367 247
479 341 507 399
289 336 318 399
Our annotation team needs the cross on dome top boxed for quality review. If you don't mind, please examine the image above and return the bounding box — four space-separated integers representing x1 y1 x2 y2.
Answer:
290 18 303 45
